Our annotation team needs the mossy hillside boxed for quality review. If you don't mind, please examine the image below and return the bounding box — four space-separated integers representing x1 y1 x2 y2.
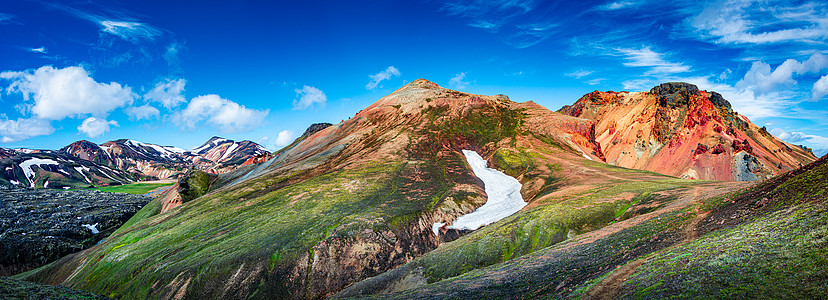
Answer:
19 153 482 299
343 177 697 290
0 276 107 300
371 207 696 299
178 170 215 202
619 201 828 299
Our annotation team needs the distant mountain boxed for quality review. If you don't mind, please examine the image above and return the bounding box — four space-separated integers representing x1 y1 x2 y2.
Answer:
559 82 816 181
0 152 147 189
185 137 269 173
2 137 270 189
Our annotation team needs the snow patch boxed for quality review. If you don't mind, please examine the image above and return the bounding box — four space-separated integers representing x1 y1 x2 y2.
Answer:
74 166 91 183
10 180 19 185
44 180 49 188
220 143 239 161
82 223 99 234
582 152 593 161
432 222 445 236
448 150 526 231
19 157 60 188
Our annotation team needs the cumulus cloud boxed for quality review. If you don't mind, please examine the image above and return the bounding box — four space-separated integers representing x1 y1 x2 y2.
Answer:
144 78 186 108
0 117 54 143
275 130 295 147
366 66 401 90
0 65 136 120
813 75 828 100
737 53 828 94
124 104 160 121
77 117 118 138
449 72 471 90
771 127 828 156
174 94 268 133
293 86 327 110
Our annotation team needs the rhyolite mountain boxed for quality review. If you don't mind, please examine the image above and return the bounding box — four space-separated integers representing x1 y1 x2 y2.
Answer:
0 152 148 189
559 82 815 181
15 80 822 299
0 137 270 189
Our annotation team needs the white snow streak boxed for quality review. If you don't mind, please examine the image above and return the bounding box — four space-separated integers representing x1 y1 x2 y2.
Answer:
447 150 526 231
19 157 60 188
432 222 445 236
220 143 239 161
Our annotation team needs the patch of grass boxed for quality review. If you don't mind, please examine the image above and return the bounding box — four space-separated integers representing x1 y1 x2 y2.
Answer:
88 182 174 194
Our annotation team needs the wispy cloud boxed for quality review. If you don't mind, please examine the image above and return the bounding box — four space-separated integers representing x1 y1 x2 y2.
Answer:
449 72 471 90
366 66 401 90
587 78 605 85
565 69 593 79
29 47 47 54
616 46 690 75
688 0 828 45
124 104 160 121
595 1 638 11
293 85 327 110
52 4 162 43
440 0 558 48
0 12 14 23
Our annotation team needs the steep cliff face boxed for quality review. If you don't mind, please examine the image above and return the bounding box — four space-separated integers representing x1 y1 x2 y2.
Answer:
559 82 816 181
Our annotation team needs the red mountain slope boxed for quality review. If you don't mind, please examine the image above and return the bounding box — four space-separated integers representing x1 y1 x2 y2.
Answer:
559 82 816 181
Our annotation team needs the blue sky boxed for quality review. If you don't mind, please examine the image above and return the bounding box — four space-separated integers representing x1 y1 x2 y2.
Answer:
1 0 827 156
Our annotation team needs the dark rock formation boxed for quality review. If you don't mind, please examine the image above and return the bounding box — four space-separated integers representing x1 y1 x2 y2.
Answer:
0 185 150 276
178 169 217 202
301 123 333 138
650 82 699 108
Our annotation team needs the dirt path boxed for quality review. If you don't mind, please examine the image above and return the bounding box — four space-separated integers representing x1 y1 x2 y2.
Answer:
582 186 714 300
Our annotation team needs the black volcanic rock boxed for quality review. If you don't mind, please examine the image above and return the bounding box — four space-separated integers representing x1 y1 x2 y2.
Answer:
650 82 700 108
0 185 150 276
302 122 333 138
0 276 108 299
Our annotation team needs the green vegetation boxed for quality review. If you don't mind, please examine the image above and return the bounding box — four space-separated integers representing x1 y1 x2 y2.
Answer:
88 182 173 194
0 277 107 300
621 201 828 299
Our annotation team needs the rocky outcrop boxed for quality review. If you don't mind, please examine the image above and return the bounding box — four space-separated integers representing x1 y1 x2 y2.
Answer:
177 169 217 202
302 123 333 138
0 185 150 275
0 277 107 299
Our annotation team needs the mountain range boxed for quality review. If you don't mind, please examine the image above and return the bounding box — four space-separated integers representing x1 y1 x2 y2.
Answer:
11 79 823 299
0 137 269 189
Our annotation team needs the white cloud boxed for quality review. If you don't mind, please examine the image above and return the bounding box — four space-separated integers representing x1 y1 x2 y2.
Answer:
29 47 46 54
124 104 160 121
771 127 828 156
174 94 268 133
100 20 161 42
0 117 54 143
587 78 605 86
77 117 118 138
813 75 828 100
366 66 401 90
144 78 186 108
449 72 471 90
689 0 828 45
596 1 637 11
1 65 136 120
275 130 295 147
293 86 327 110
616 47 690 75
565 69 593 79
736 53 828 94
